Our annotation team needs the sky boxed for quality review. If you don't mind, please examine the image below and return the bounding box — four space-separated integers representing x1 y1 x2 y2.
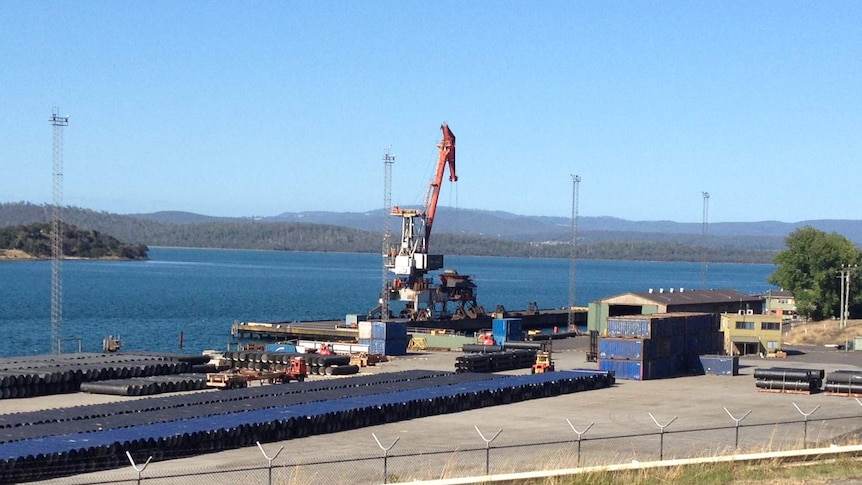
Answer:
1 3 860 223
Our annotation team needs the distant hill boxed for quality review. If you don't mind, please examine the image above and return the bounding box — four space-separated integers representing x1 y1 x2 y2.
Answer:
0 221 148 260
3 201 860 262
261 207 862 250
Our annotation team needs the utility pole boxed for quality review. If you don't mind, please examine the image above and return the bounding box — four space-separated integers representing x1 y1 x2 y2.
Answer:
567 175 581 332
50 108 69 354
381 146 395 321
838 264 857 329
845 266 854 328
839 268 846 328
701 192 710 290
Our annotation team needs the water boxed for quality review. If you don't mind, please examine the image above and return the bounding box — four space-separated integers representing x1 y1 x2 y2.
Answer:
0 248 777 357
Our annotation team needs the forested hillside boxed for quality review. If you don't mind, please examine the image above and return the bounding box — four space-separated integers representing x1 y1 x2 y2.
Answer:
0 222 149 260
0 202 776 263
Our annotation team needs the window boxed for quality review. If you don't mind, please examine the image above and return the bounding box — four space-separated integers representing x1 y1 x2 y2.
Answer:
761 322 780 331
735 321 755 330
766 341 779 349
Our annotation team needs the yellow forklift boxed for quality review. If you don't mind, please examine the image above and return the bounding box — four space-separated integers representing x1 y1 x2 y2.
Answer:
531 342 555 374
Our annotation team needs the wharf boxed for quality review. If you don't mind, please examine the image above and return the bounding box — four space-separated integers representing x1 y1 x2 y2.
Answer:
231 320 358 342
231 309 583 343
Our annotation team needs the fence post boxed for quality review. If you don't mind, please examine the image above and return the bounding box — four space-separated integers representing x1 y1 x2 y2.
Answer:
792 402 820 448
474 425 502 475
372 432 400 484
125 451 152 485
723 407 752 450
565 419 594 467
256 441 284 485
648 413 677 461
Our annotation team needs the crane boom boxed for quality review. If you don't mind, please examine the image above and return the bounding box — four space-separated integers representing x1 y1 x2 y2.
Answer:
424 124 456 248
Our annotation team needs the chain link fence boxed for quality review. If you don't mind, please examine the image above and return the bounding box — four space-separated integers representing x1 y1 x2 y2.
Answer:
39 408 862 485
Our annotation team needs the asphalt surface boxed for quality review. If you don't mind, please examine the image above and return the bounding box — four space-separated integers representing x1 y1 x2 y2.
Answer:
10 338 862 484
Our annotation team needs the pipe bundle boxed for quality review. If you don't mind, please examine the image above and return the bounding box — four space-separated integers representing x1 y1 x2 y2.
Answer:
455 349 537 373
222 350 359 376
0 369 613 483
0 353 203 400
754 367 824 394
824 370 862 396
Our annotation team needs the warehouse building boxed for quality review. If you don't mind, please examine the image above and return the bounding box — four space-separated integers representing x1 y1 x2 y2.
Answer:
588 288 763 335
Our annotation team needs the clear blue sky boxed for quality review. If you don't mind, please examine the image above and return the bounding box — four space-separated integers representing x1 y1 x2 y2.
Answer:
1 3 860 223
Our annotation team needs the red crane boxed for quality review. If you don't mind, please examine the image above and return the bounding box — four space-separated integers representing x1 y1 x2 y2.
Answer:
423 123 457 249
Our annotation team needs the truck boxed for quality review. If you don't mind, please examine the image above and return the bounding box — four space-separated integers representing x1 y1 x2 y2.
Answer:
206 357 308 389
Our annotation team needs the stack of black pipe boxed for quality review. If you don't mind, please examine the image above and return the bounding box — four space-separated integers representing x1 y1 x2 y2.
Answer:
0 353 203 400
754 367 824 394
223 350 360 376
80 374 208 396
824 370 862 396
455 349 537 373
0 369 614 483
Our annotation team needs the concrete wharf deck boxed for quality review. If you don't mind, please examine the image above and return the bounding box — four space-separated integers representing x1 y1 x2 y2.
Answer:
231 320 359 342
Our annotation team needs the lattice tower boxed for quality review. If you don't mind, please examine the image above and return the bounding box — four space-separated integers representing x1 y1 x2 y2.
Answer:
567 174 581 331
50 108 68 354
381 146 395 321
701 191 710 290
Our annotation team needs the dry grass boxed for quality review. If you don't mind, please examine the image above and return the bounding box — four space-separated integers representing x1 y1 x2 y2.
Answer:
0 248 35 260
783 319 862 346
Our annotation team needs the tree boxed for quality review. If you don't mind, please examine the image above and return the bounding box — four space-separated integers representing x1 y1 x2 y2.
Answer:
768 226 862 320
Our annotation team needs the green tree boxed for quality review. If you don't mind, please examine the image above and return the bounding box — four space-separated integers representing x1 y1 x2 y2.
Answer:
768 226 862 320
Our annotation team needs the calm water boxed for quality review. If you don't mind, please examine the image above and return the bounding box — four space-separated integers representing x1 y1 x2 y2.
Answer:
0 248 777 357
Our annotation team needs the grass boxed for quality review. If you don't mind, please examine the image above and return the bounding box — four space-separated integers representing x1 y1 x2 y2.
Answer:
521 457 862 485
783 319 862 347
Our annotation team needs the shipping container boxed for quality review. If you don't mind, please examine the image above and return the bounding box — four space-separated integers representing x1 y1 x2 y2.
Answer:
597 337 669 361
492 318 523 341
358 321 373 340
371 321 408 340
698 355 738 375
670 335 686 356
345 314 360 327
598 358 675 380
359 338 409 356
607 315 686 339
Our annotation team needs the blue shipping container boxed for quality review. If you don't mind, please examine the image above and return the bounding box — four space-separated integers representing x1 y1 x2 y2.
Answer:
598 338 669 360
607 316 684 339
361 337 408 356
492 318 522 340
670 335 686 356
698 355 738 375
371 321 408 340
598 358 676 381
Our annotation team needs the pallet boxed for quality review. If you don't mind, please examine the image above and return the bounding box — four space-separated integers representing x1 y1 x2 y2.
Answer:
825 391 862 398
756 388 813 395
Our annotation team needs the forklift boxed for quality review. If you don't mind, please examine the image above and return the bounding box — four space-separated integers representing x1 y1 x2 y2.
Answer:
531 342 555 374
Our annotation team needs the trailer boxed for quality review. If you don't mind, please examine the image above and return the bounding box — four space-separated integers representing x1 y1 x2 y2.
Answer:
206 357 308 389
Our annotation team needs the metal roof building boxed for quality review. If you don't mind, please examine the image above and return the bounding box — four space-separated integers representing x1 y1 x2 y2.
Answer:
588 288 764 334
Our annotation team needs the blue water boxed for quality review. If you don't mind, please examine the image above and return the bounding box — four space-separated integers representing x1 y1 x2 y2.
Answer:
0 248 777 357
